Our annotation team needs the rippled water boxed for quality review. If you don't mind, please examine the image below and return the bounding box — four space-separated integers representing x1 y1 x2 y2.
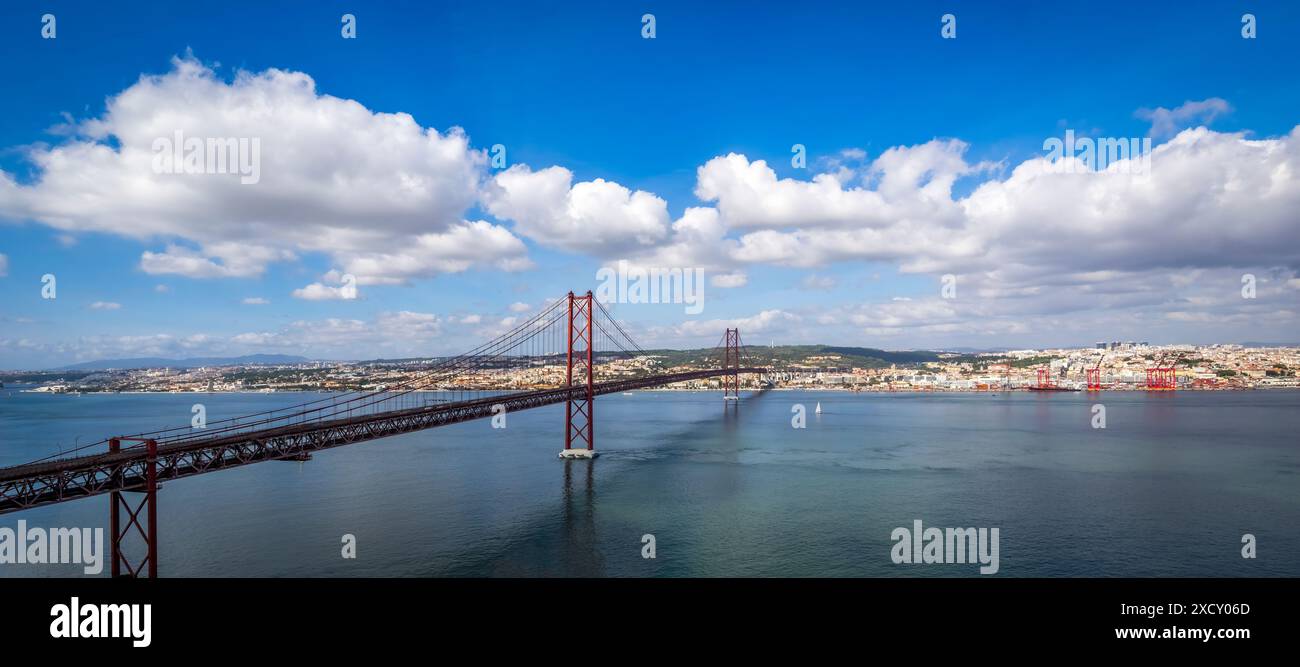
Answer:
2 388 1297 577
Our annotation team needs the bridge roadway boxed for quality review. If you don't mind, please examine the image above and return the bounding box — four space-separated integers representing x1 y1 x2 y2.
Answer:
0 367 766 515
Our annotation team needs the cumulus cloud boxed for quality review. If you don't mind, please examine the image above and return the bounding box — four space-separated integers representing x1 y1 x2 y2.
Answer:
292 283 355 301
484 164 670 255
332 220 531 285
959 127 1300 274
670 309 800 338
140 243 293 278
482 122 1300 344
0 55 527 284
696 140 989 231
2 57 1295 347
596 207 739 280
605 124 1299 344
1136 98 1232 139
684 128 1300 281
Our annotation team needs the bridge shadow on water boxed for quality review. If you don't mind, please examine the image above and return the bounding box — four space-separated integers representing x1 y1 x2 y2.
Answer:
559 459 603 575
413 457 605 577
416 392 765 577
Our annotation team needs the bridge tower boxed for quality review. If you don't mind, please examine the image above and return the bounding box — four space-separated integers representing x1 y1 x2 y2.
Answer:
723 328 740 400
108 437 158 577
561 291 596 459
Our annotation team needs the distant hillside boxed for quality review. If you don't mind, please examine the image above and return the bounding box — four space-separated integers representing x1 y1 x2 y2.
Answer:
56 354 311 371
638 344 940 369
819 346 941 365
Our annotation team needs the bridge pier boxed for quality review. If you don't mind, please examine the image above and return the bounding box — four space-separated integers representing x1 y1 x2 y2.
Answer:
561 291 598 459
109 437 158 578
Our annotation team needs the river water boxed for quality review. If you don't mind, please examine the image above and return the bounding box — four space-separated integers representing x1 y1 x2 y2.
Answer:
1 388 1297 577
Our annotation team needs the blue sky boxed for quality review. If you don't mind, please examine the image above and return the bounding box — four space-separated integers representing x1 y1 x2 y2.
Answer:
1 1 1299 368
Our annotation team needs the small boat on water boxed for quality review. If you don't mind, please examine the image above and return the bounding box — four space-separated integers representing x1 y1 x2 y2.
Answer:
815 402 822 414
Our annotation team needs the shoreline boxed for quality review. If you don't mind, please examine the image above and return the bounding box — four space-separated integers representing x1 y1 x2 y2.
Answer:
15 385 1289 396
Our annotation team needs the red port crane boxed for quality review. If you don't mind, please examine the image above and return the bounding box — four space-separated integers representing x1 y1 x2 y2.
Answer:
1035 366 1055 389
1086 352 1105 391
1146 350 1179 390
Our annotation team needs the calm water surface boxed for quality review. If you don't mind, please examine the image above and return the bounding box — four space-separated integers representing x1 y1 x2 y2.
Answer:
1 388 1297 577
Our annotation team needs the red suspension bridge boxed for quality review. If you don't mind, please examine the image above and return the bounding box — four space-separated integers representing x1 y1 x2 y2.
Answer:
0 291 765 577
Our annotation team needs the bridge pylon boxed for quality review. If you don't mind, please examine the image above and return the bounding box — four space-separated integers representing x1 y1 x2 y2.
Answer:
723 328 740 400
560 291 597 459
108 437 158 577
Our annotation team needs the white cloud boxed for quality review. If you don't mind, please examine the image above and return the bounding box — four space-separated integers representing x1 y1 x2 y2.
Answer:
671 309 800 338
507 302 531 313
242 297 269 305
292 282 355 301
0 333 213 365
695 140 987 232
2 59 1296 347
376 310 442 338
682 128 1300 283
140 243 293 278
0 253 7 277
611 125 1300 344
484 164 670 255
332 221 530 285
1136 98 1231 139
607 207 738 276
230 311 441 355
480 124 1300 343
800 274 836 290
710 272 748 288
89 301 121 310
1 309 458 366
0 55 528 285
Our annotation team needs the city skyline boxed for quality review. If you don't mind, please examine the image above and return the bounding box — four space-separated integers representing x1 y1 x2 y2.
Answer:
10 341 1297 393
2 2 1299 369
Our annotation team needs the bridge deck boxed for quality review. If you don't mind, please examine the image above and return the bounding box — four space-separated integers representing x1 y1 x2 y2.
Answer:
0 368 765 514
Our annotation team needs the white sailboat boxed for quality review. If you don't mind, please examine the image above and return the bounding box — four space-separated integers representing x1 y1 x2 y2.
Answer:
815 402 822 414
